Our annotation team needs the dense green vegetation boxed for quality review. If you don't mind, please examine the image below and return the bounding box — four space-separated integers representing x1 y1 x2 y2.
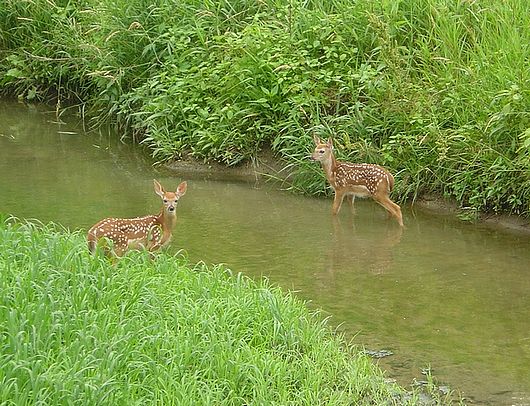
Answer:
0 216 459 404
1 0 529 216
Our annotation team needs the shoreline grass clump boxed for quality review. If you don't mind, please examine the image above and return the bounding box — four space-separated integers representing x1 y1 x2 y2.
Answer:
0 216 444 405
0 1 528 215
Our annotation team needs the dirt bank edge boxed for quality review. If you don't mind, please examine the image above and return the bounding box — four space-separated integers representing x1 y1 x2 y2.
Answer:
165 157 530 237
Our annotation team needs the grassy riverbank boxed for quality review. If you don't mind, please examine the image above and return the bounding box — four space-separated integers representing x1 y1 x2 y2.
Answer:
1 216 458 405
1 0 529 216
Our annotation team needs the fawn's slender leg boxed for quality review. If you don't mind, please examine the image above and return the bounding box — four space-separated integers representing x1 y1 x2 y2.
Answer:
387 198 403 226
345 194 356 214
374 194 403 227
332 189 346 215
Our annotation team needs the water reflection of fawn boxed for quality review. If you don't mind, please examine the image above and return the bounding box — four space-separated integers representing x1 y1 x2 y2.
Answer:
310 135 404 227
312 216 403 297
328 216 403 275
87 179 187 257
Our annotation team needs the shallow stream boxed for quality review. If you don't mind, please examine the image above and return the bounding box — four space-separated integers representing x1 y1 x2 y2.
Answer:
1 101 529 405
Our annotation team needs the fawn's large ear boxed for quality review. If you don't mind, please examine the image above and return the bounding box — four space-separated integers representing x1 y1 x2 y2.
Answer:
313 134 322 145
154 179 166 198
176 181 187 196
327 137 334 149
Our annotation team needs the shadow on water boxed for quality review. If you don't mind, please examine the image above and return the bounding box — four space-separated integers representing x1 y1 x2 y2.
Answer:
1 101 530 406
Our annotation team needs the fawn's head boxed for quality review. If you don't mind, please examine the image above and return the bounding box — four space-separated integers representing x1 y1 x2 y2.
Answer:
154 179 187 216
311 135 334 162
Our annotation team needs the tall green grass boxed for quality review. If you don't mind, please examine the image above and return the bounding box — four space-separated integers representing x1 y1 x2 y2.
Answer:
1 216 454 404
0 0 529 215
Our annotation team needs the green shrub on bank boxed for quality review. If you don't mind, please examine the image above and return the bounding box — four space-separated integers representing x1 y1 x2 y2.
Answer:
0 216 431 405
0 0 529 215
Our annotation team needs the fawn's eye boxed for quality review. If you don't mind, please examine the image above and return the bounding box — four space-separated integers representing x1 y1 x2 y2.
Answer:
163 199 168 203
319 149 324 154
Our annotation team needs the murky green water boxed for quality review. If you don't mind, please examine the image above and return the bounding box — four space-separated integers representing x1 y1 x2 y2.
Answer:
1 101 529 405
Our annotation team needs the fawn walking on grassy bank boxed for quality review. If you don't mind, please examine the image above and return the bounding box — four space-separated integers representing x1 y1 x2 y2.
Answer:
87 179 187 256
311 136 403 226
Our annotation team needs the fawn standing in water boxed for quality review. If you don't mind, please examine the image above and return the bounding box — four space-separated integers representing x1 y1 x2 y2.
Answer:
87 179 188 256
311 136 403 226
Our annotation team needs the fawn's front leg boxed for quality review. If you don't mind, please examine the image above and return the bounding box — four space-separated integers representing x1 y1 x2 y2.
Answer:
332 189 346 215
345 194 356 214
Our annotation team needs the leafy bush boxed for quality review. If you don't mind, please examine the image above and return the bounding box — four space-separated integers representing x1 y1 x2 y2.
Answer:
0 0 529 215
